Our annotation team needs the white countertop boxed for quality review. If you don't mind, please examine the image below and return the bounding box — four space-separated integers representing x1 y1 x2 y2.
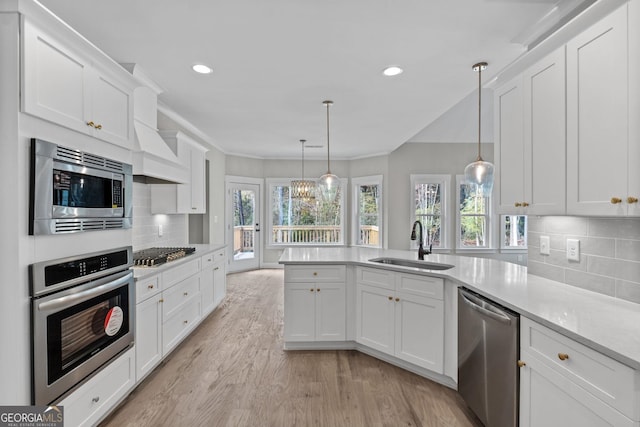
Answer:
133 243 226 280
279 247 640 370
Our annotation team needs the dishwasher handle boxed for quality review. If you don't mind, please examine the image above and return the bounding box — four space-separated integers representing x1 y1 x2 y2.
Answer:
459 289 512 324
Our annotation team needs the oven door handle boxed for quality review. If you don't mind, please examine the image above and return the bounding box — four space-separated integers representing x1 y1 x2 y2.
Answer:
37 271 133 312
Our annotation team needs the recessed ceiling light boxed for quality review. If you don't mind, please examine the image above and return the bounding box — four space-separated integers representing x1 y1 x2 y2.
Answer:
192 64 213 74
382 66 403 77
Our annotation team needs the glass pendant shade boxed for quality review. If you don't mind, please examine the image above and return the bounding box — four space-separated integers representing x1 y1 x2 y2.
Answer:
317 100 339 203
464 62 494 195
291 139 316 202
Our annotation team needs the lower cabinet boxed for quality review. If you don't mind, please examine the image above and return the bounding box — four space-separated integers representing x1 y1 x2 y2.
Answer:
520 317 640 427
59 348 135 427
201 249 227 316
356 267 444 373
283 265 346 342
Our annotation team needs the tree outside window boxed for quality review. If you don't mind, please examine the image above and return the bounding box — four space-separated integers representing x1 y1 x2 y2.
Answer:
353 176 382 247
501 215 527 249
411 175 449 249
456 175 491 249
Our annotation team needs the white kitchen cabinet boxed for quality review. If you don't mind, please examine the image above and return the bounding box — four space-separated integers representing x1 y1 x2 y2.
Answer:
22 19 134 148
566 3 640 216
135 293 162 382
355 267 444 373
162 272 202 355
151 131 208 214
58 348 135 427
520 317 640 427
201 249 227 316
494 47 566 215
283 265 346 342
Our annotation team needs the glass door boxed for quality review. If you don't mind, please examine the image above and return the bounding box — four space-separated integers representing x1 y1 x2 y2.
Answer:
226 177 261 272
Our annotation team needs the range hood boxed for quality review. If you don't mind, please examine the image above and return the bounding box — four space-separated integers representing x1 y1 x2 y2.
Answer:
122 63 188 184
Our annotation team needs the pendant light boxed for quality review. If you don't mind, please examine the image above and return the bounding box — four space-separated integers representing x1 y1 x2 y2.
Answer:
317 100 340 203
464 62 494 195
291 139 316 202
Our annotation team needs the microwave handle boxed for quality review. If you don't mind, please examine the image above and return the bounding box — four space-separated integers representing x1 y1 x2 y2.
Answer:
37 271 132 312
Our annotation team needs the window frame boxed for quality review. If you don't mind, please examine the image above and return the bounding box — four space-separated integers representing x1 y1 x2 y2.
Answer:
410 174 450 252
455 174 493 252
352 175 383 248
266 177 346 248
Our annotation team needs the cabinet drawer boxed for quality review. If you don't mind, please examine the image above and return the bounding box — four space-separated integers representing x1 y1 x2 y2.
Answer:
162 257 200 288
135 274 161 303
163 296 201 354
58 348 135 427
397 273 443 300
356 267 395 290
285 265 346 282
162 274 200 319
521 317 639 419
201 253 215 269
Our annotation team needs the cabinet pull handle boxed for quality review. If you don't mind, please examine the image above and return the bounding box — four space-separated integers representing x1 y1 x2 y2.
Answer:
183 320 188 324
395 297 400 302
522 202 529 207
514 202 522 207
147 285 154 289
92 396 100 403
95 123 102 130
183 292 188 296
214 267 219 271
192 207 197 210
628 197 639 204
558 353 569 361
388 296 393 300
207 258 212 262
611 197 622 204
517 360 526 367
86 121 95 128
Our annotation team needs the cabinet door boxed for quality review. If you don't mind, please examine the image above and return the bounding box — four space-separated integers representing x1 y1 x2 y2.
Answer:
22 20 91 135
187 146 206 212
494 76 525 213
212 260 226 309
89 68 133 148
315 282 346 341
356 284 394 355
283 282 316 341
567 5 628 216
394 293 444 373
200 265 215 316
520 351 635 427
523 47 566 215
135 295 162 382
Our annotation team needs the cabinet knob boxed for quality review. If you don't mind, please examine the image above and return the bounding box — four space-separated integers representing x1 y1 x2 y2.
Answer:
316 288 321 292
86 120 96 128
214 267 219 271
92 396 100 403
183 320 188 324
517 360 526 368
395 297 400 302
558 353 569 361
388 296 393 301
514 202 522 207
147 284 154 289
627 197 639 204
310 288 315 292
95 123 102 130
313 272 318 276
207 258 212 262
159 298 164 303
611 197 622 204
522 202 530 207
183 292 188 296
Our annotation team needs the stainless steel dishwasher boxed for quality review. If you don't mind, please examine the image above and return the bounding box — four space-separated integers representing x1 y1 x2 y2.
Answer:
458 287 520 427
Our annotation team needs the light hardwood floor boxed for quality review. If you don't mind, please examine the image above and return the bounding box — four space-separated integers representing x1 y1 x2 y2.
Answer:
101 269 482 427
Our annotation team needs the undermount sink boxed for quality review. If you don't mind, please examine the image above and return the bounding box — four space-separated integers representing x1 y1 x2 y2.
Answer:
368 257 454 271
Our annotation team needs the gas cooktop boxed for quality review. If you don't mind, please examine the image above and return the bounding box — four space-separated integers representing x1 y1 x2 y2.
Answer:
133 247 196 267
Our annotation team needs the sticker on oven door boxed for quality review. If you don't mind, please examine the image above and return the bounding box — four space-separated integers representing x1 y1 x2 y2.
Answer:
104 306 124 336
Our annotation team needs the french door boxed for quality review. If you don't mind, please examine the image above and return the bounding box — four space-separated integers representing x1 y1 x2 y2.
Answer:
226 177 262 272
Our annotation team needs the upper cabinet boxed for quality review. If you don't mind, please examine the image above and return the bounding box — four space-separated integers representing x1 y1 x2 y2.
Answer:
21 19 135 149
494 47 566 215
151 131 208 214
566 3 639 216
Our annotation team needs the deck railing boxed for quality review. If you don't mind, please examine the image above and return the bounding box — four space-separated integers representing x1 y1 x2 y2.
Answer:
234 225 379 249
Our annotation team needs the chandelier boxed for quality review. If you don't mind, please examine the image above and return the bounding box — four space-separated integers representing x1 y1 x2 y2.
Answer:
291 139 316 202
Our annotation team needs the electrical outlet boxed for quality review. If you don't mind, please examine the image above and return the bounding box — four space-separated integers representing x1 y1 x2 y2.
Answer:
540 236 550 255
158 224 163 237
567 239 580 261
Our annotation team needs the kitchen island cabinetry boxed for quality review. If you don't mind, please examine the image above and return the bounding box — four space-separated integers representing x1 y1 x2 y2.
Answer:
520 317 640 426
356 267 444 373
566 2 640 216
22 19 134 148
201 248 227 316
283 265 346 342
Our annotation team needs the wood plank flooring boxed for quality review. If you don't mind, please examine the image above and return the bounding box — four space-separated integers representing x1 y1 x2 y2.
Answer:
100 269 482 427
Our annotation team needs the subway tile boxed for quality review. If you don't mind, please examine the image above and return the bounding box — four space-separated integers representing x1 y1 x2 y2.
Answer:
586 255 618 278
566 236 615 258
544 216 588 235
588 218 640 240
548 234 565 251
528 260 565 283
527 249 545 263
616 280 640 304
546 248 586 271
528 231 542 247
613 259 640 283
527 216 545 233
615 239 640 262
564 269 615 297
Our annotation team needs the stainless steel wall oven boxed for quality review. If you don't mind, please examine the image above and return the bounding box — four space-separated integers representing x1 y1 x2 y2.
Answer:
30 247 134 405
29 138 133 235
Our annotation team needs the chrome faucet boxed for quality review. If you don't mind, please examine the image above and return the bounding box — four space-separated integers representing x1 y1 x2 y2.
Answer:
411 220 431 260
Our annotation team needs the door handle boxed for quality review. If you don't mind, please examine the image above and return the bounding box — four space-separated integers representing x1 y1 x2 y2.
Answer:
255 223 260 232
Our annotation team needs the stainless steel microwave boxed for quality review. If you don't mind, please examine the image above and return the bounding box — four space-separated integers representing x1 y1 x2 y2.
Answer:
30 138 133 235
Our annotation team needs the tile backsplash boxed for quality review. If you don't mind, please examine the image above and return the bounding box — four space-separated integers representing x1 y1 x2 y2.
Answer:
528 216 640 304
132 182 188 250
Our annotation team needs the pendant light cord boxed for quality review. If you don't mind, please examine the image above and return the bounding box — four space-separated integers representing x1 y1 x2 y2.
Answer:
477 64 483 161
324 100 332 174
300 139 306 180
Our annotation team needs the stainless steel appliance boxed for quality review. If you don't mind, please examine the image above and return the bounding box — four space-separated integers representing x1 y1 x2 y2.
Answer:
30 138 133 235
133 247 196 266
30 247 134 405
458 287 520 427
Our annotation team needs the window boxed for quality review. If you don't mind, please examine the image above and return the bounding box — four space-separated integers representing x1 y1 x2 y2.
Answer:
411 174 449 250
456 175 491 250
267 178 345 246
501 215 527 250
352 175 382 247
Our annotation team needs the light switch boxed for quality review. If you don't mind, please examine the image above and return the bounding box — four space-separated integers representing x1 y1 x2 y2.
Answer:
540 236 550 255
567 239 580 261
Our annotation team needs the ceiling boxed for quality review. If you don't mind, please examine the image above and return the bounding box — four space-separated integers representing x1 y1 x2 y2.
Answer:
39 0 583 159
